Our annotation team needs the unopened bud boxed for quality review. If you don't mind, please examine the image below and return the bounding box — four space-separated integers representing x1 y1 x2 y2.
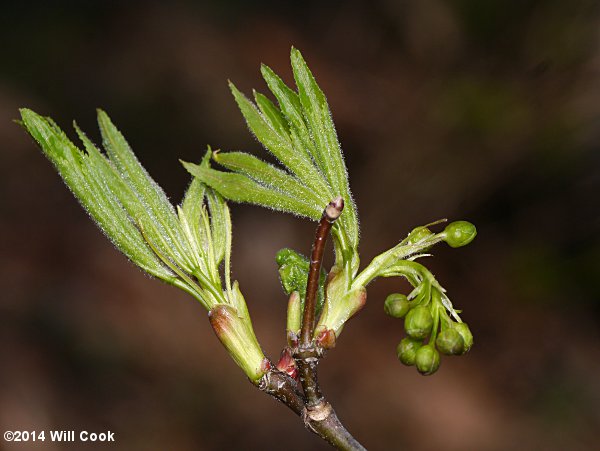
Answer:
404 306 433 340
325 196 344 221
384 293 410 318
453 322 473 354
415 345 440 375
443 221 477 248
209 304 267 383
396 337 423 366
435 328 465 355
407 226 433 245
276 347 298 380
286 291 302 339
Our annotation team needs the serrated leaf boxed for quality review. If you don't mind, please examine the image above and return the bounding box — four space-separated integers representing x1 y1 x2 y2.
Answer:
290 48 359 252
260 64 304 131
260 64 323 176
206 190 229 266
213 151 324 206
253 91 289 137
96 110 191 271
20 109 175 281
182 162 322 220
74 122 196 274
229 82 330 196
181 149 211 227
290 48 346 194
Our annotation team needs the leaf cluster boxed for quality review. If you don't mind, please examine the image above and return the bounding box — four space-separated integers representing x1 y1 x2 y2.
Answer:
20 109 232 309
183 48 359 275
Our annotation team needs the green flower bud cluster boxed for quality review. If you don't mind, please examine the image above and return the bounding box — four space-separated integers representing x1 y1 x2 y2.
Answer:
386 286 473 376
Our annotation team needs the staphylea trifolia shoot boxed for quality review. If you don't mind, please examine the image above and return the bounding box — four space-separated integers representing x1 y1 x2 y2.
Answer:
20 47 476 450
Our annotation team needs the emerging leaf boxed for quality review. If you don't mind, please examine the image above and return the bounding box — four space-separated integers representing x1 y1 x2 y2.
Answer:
275 248 326 316
189 48 360 277
21 108 235 310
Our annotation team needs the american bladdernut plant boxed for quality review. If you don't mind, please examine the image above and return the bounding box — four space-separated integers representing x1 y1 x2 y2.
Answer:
21 48 476 450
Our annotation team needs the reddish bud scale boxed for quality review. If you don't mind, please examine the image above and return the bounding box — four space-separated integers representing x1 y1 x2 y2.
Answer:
349 289 367 319
208 304 235 336
261 358 272 373
276 347 298 380
316 328 337 349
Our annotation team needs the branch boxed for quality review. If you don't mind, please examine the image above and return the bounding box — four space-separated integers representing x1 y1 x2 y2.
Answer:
255 198 364 450
259 367 366 451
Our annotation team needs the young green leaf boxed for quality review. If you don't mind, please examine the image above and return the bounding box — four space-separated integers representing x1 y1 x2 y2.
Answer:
96 109 191 271
213 151 323 206
275 248 327 315
253 90 289 137
19 109 175 282
73 123 192 273
260 64 322 174
229 82 330 196
290 48 359 252
290 48 346 196
181 150 210 230
182 162 322 220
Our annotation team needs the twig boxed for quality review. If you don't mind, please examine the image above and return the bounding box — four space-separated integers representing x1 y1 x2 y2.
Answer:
267 197 364 450
300 196 344 345
259 367 366 451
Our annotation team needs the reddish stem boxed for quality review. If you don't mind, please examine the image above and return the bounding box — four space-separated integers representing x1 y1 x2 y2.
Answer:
300 196 344 345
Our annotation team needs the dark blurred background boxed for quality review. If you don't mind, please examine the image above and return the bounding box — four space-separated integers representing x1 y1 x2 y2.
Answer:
1 1 599 450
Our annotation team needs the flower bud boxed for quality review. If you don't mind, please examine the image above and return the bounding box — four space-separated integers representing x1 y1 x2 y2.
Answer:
435 328 465 355
407 226 433 245
453 322 473 354
396 337 422 366
384 293 410 318
404 306 433 340
415 345 440 375
443 221 477 248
